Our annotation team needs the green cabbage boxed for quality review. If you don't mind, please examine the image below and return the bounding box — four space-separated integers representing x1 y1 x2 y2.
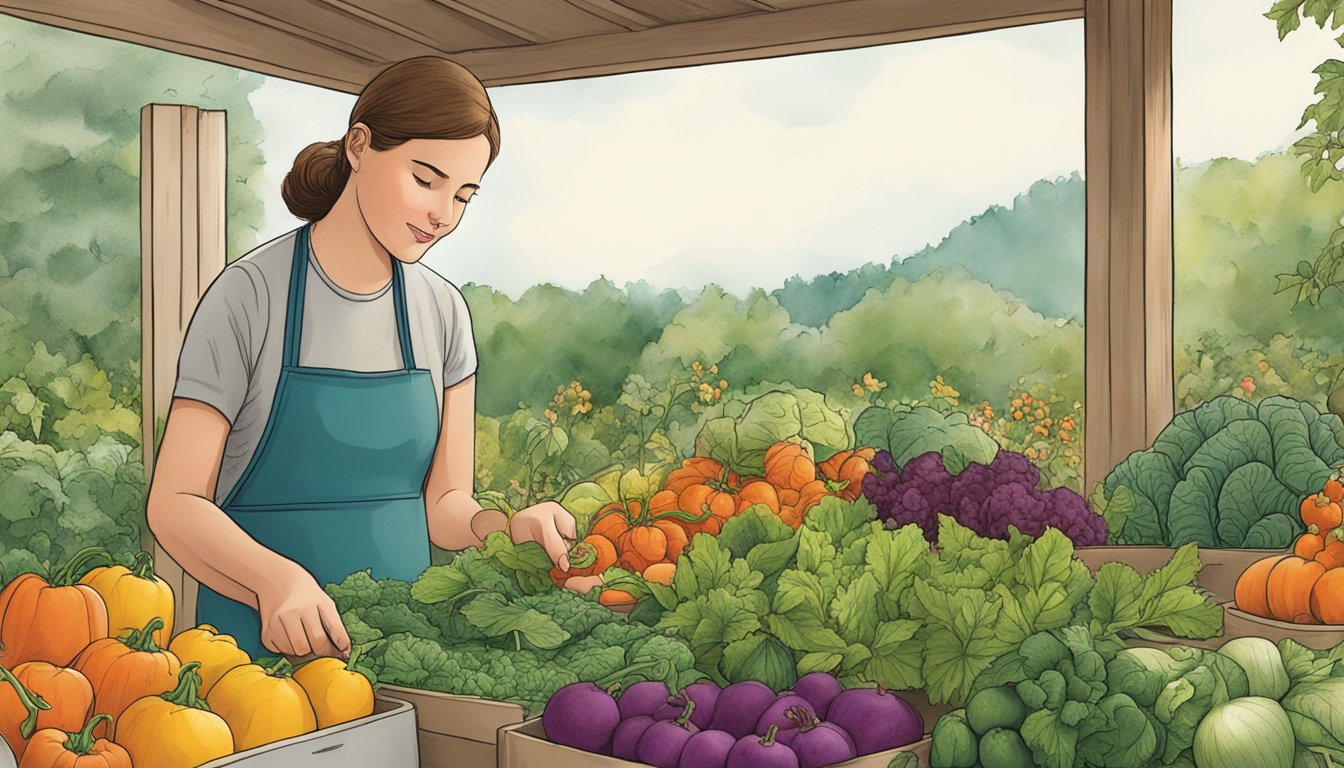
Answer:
1216 637 1289 701
853 404 998 475
1103 396 1344 547
1192 697 1294 768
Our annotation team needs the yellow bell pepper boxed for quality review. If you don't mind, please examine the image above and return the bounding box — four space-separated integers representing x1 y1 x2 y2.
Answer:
208 659 317 751
117 661 234 768
293 655 374 729
78 551 174 648
167 624 250 696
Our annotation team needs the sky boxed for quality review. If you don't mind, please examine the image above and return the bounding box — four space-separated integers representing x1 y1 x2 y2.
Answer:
245 0 1344 298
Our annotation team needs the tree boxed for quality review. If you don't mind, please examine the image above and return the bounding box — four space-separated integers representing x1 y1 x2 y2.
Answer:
0 15 267 405
1267 1 1344 306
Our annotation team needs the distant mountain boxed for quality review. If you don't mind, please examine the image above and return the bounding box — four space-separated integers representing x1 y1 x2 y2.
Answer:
772 173 1085 327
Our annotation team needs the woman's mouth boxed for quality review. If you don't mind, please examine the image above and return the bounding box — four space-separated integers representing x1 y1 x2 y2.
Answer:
407 223 435 244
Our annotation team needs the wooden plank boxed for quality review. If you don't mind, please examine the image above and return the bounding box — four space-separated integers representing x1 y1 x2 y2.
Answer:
561 0 664 30
0 0 376 92
444 0 628 42
142 103 228 635
614 0 772 24
454 0 1085 86
319 0 528 52
202 0 425 61
1082 0 1175 492
1143 0 1174 444
1 0 1084 91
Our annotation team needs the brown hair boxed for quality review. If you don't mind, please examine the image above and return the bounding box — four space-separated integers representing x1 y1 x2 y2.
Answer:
282 56 501 221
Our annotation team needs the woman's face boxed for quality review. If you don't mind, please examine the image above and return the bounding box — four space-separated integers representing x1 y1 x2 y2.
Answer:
346 126 491 264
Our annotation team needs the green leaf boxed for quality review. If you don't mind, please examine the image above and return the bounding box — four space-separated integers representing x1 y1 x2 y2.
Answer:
1021 708 1078 768
864 619 924 690
770 569 848 654
379 634 451 687
718 506 794 559
745 537 800 577
481 533 554 594
410 564 475 604
911 581 1012 704
832 572 881 645
459 594 571 649
720 632 798 690
1089 562 1145 636
798 652 844 675
1282 638 1337 686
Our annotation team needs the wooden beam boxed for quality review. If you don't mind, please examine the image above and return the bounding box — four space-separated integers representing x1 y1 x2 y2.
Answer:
1083 0 1174 493
1 0 1083 91
142 104 227 636
457 0 1085 85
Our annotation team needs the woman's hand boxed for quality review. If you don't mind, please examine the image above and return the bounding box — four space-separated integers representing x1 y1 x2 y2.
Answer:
255 565 351 659
509 501 578 571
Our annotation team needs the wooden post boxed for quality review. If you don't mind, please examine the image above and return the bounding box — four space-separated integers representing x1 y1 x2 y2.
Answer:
141 104 227 636
1084 0 1174 493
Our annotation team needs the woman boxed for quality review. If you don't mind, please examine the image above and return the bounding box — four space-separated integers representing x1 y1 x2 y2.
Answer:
147 57 576 660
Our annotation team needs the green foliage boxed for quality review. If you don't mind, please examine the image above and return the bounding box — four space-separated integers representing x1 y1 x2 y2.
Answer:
1102 396 1344 546
854 404 1000 475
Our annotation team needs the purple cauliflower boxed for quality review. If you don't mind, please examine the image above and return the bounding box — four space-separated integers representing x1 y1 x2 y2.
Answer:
862 448 1108 547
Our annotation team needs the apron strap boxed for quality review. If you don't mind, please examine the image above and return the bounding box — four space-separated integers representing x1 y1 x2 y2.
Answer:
283 224 418 371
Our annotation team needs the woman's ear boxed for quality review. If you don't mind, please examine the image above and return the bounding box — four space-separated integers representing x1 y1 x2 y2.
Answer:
345 123 371 172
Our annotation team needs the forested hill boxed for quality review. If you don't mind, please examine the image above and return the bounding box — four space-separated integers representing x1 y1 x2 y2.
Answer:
771 173 1086 327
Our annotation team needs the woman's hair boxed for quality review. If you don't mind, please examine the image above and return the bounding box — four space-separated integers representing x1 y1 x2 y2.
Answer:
282 56 501 221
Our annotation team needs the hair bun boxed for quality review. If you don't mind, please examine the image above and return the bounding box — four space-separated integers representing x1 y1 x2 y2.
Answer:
282 139 350 221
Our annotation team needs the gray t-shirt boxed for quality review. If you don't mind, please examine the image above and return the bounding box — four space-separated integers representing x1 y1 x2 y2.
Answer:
173 228 477 504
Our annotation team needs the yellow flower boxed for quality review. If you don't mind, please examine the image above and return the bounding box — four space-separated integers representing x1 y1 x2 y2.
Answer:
1043 418 1053 427
1073 401 1083 410
713 387 722 398
692 361 703 372
719 379 728 390
1061 432 1072 442
1258 360 1270 372
1033 425 1049 437
853 384 866 397
544 409 558 423
710 364 718 374
580 389 591 400
1025 447 1039 459
1014 411 1024 420
1034 409 1045 420
1012 398 1023 408
572 404 582 415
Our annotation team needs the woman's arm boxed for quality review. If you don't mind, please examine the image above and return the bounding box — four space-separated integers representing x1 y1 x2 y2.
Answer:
425 375 503 549
425 375 577 568
146 398 349 657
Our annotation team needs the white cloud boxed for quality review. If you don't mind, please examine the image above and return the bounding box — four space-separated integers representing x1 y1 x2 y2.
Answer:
242 5 1333 297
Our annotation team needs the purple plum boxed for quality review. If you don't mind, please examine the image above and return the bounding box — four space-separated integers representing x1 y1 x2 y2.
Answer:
789 672 843 719
619 681 672 719
726 726 800 768
710 680 778 738
542 682 621 755
755 695 815 737
678 729 737 768
613 715 657 761
824 687 923 756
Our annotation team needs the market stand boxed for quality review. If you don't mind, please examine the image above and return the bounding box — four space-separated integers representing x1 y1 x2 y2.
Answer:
0 1 1183 767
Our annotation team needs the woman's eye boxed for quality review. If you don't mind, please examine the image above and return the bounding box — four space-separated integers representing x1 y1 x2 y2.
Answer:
455 196 472 205
413 175 431 189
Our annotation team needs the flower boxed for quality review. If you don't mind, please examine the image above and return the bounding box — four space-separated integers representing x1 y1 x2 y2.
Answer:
852 384 866 397
544 409 558 423
1258 360 1270 373
1240 376 1256 396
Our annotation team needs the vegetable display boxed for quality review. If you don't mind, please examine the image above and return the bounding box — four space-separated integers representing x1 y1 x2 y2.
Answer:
607 497 1220 706
1235 472 1344 624
862 449 1106 547
1101 396 1344 548
327 531 699 714
0 551 378 762
538 673 923 767
930 626 1344 768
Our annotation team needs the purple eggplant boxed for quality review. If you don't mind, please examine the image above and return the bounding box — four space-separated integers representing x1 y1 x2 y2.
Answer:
638 699 702 768
613 715 657 761
824 687 923 756
678 728 738 768
787 708 857 768
541 682 622 755
711 680 778 738
755 695 815 737
619 681 672 720
726 725 800 768
789 672 843 719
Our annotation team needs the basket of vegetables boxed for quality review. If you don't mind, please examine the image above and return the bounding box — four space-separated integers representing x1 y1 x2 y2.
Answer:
504 673 931 768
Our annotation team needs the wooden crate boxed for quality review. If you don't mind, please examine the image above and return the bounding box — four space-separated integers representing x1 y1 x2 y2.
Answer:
378 686 527 768
498 719 931 768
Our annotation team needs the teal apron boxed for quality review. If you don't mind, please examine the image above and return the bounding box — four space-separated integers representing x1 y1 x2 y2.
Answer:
196 223 439 658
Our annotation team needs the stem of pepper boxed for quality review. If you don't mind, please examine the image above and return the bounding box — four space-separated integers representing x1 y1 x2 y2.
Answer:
123 617 166 652
62 713 112 755
49 546 114 586
130 550 157 581
161 662 211 711
0 663 50 738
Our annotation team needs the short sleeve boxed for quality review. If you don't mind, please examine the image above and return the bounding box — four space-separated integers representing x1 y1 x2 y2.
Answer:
440 281 478 389
173 265 265 423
